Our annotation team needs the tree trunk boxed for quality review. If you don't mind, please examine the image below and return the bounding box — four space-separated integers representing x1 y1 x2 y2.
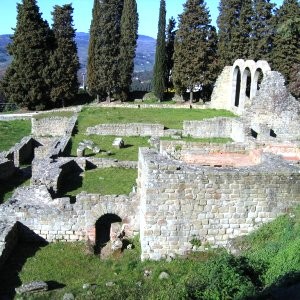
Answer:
96 94 99 102
189 88 193 104
107 90 111 103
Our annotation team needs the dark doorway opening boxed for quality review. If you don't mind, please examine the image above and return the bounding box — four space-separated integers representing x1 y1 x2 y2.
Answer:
270 129 277 138
234 68 241 107
245 68 251 98
94 214 122 255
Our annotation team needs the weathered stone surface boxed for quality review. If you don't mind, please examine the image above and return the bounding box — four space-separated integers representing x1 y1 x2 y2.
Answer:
159 272 170 280
15 281 48 295
62 292 75 300
112 138 124 149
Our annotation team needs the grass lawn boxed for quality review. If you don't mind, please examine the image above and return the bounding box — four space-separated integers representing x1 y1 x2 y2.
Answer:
34 111 75 120
77 107 235 131
60 168 137 197
0 120 31 151
67 134 150 161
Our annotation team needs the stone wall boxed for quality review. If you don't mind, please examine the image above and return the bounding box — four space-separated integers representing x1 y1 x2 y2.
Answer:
86 123 165 137
0 186 139 245
31 115 77 137
138 148 300 260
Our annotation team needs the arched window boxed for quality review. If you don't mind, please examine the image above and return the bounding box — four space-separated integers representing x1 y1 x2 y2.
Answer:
232 66 241 107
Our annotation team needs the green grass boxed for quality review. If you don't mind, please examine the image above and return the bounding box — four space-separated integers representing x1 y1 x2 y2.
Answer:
34 111 75 120
67 134 150 161
0 120 31 151
60 168 137 197
77 107 235 131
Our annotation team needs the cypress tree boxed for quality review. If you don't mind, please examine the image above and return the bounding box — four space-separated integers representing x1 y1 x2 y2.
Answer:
152 0 167 101
1 0 54 110
49 4 80 107
271 0 300 84
166 17 176 91
87 0 124 102
217 0 242 67
173 0 215 102
119 0 138 101
251 0 275 61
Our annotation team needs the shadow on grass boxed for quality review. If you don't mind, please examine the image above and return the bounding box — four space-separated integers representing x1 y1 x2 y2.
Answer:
0 241 48 299
0 166 31 204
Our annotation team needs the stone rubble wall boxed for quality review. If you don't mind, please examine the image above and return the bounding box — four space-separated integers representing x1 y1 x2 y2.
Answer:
183 117 246 142
86 123 165 137
138 148 300 260
0 221 19 269
0 186 139 245
31 115 77 137
209 66 233 110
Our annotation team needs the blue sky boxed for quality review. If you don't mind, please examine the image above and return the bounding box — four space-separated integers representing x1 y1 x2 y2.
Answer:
0 0 283 38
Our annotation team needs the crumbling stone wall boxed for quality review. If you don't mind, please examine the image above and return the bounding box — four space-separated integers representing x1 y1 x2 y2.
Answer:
0 186 139 244
86 123 165 137
138 148 300 260
31 115 77 137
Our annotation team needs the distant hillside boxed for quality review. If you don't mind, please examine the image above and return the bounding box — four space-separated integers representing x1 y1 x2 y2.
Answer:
0 33 156 82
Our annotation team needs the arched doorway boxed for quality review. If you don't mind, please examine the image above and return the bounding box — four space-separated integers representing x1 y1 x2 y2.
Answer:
252 68 264 98
232 66 241 107
94 214 122 254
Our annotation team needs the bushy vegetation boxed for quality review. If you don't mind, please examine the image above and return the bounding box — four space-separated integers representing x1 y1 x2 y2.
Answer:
4 206 297 299
0 120 31 151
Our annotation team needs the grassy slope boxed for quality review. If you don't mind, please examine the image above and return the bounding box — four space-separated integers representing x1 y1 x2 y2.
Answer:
0 120 31 151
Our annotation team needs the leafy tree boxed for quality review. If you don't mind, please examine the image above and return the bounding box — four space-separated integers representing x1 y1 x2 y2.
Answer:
48 4 80 107
152 0 167 101
173 0 217 102
87 0 124 102
1 0 54 110
166 17 176 91
251 0 276 61
289 63 300 99
271 0 300 84
119 0 138 101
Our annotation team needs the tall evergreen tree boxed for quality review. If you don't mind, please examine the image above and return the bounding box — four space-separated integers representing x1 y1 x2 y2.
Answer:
166 17 176 91
173 0 216 102
152 0 167 101
87 0 124 102
251 0 275 61
271 0 300 84
217 0 242 67
119 0 138 101
49 4 80 107
1 0 54 110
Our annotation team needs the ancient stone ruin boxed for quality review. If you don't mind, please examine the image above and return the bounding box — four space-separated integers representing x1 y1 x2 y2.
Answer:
0 59 300 266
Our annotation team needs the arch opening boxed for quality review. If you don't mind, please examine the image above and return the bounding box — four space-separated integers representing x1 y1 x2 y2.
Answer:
252 68 264 98
232 66 241 107
94 213 122 255
243 68 251 99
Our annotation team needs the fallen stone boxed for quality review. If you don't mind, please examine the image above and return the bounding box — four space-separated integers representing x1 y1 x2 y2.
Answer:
112 138 124 149
63 293 75 300
92 146 100 154
144 269 152 277
111 238 123 251
106 281 115 287
159 271 170 280
15 281 48 295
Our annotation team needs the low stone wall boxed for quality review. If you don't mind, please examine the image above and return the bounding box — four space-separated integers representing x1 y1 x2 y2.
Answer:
13 136 36 167
138 148 300 260
86 123 165 137
183 117 245 142
0 221 18 269
31 115 77 137
0 186 139 245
